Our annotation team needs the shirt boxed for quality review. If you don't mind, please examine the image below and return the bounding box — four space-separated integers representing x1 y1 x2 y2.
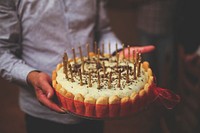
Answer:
0 0 121 124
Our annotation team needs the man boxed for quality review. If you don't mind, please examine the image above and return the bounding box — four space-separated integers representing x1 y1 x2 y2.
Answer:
0 0 154 133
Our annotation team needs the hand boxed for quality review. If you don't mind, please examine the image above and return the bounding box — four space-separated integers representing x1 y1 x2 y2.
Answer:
119 45 155 58
27 71 65 113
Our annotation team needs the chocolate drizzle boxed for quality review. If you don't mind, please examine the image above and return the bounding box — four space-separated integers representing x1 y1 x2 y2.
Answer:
62 47 144 90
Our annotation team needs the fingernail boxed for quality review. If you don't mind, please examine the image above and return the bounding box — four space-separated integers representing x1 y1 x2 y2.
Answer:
60 108 65 113
47 93 51 98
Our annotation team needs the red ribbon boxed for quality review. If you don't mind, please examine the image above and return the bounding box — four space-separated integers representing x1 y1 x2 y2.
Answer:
153 87 181 109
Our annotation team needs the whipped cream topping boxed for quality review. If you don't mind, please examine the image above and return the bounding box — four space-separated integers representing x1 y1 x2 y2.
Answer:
56 56 148 99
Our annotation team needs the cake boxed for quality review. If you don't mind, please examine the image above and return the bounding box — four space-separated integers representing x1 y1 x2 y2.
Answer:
52 46 156 119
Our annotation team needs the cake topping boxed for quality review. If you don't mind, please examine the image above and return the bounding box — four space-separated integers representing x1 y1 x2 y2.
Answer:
56 43 149 99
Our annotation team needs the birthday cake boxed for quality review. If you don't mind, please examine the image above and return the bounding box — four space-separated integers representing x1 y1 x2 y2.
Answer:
52 46 156 119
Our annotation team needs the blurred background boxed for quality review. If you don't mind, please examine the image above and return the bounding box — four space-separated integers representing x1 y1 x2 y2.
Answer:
1 0 200 133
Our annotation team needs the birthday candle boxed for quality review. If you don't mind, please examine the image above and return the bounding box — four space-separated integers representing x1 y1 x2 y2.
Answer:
136 51 139 64
69 64 74 82
122 44 125 59
102 62 106 78
132 50 135 63
133 61 137 80
79 46 83 62
72 48 76 64
108 42 111 57
63 52 68 79
86 43 90 60
82 61 85 73
126 64 129 83
117 70 121 88
116 53 119 68
102 42 104 57
116 43 118 55
108 72 112 89
137 53 142 77
97 48 100 63
79 69 83 86
97 71 101 89
137 61 141 77
94 41 97 54
88 71 92 87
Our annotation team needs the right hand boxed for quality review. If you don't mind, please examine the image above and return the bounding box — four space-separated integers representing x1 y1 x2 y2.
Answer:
27 71 65 113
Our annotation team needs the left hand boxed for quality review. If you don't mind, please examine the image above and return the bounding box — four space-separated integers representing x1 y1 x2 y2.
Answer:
119 45 155 58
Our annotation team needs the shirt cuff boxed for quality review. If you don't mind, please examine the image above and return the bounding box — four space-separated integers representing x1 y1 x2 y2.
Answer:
11 63 38 86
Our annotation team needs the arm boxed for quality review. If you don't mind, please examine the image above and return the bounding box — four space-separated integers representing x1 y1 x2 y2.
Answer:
0 2 64 113
0 1 35 85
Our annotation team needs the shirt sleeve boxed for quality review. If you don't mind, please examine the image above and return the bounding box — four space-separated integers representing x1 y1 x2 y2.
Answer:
96 0 122 54
0 2 36 86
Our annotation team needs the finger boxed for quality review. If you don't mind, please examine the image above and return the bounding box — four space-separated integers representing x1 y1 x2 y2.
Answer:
119 45 155 59
130 45 155 53
36 87 65 113
39 74 54 99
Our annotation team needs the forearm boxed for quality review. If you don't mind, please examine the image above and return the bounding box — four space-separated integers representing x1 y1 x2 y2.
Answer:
0 1 36 85
0 50 37 85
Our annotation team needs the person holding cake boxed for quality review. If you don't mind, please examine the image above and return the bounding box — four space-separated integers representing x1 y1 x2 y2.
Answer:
0 1 155 133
